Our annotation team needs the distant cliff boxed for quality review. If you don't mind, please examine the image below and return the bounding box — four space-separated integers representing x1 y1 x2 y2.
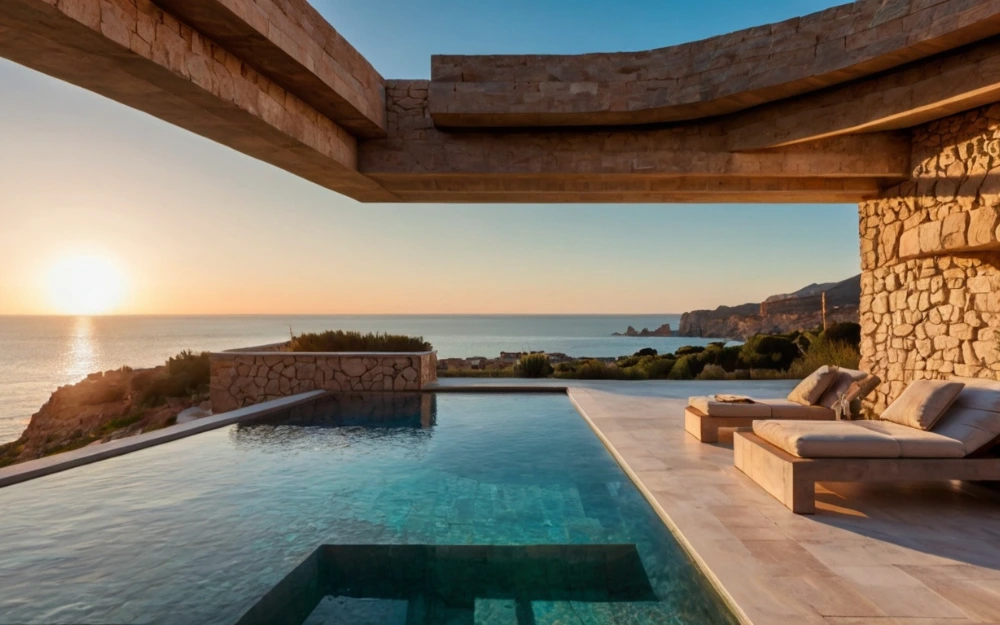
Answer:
612 323 673 337
678 275 861 340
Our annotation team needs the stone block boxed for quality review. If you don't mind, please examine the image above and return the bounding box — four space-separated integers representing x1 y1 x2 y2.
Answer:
898 228 921 258
968 276 991 293
967 208 999 247
918 220 943 254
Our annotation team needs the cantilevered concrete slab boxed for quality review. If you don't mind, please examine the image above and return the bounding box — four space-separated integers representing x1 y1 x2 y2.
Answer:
429 0 1000 128
6 0 1000 203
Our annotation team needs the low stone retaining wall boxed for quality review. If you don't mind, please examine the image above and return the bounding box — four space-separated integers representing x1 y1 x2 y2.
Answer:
209 352 438 413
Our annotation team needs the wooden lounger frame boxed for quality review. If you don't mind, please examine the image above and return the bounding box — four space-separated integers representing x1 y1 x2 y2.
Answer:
733 430 1000 514
685 406 834 444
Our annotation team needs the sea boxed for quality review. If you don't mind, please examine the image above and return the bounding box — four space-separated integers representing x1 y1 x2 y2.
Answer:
0 314 722 444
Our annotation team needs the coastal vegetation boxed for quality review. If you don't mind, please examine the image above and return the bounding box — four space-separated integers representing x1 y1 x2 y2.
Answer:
517 353 554 378
438 323 862 381
289 330 432 352
0 351 212 468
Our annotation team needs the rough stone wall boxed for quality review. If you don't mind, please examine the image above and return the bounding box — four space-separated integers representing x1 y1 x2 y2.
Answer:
210 353 438 413
859 106 1000 413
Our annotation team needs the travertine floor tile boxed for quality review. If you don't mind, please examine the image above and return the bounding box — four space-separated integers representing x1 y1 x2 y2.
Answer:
567 388 1000 625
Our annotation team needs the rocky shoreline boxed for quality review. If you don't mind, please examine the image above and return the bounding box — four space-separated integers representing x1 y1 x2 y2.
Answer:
0 355 210 469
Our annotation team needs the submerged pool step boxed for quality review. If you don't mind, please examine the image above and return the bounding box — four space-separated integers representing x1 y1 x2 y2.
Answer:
474 599 518 624
302 596 408 625
532 600 676 624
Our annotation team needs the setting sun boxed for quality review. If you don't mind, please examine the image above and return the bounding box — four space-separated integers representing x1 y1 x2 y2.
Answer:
47 254 127 315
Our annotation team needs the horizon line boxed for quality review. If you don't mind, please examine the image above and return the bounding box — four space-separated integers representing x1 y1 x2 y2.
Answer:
0 312 690 318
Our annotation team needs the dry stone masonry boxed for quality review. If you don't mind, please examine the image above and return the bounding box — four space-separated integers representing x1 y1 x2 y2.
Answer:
859 105 1000 413
209 352 437 413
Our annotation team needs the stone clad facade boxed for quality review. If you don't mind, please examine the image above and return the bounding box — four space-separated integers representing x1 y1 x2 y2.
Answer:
859 106 1000 413
209 352 438 413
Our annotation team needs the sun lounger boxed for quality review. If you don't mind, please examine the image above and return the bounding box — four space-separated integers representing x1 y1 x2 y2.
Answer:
734 377 1000 513
685 367 880 442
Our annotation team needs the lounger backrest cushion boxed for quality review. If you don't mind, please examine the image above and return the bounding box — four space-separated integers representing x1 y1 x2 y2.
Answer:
817 368 879 409
881 380 965 430
787 366 839 406
931 377 1000 455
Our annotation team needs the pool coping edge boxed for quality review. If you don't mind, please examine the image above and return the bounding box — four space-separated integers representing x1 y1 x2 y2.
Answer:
0 390 329 489
566 389 752 625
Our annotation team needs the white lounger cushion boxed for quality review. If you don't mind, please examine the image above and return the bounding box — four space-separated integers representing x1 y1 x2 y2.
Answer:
881 380 965 430
817 368 879 409
787 366 839 406
753 377 1000 459
854 420 967 459
932 407 1000 455
689 396 835 420
753 421 899 458
767 399 838 420
930 377 1000 455
689 396 771 418
754 419 971 459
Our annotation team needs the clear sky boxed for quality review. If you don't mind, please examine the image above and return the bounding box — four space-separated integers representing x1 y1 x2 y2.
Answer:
0 0 860 316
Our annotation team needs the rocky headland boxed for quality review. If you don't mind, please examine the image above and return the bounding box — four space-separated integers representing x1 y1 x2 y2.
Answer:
0 354 210 468
678 275 861 340
611 323 673 337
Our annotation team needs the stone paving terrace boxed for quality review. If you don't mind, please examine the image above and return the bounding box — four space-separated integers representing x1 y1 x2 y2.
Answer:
548 382 1000 625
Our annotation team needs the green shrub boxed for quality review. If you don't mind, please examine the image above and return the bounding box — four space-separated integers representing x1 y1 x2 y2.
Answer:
138 350 212 406
822 322 862 349
788 337 861 378
715 346 744 372
675 345 706 356
289 331 431 353
615 355 642 368
696 364 727 380
517 353 554 378
667 355 695 380
167 350 210 386
100 411 145 433
81 382 127 406
740 335 800 371
564 360 626 380
130 369 159 394
620 366 648 380
635 348 658 357
438 368 518 378
641 358 676 380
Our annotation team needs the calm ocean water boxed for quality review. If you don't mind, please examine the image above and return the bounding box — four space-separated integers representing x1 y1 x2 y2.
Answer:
0 314 720 444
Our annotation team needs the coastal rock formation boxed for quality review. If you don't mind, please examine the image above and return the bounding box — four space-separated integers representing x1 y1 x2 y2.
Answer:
612 324 673 337
678 276 860 339
858 105 1000 413
0 367 206 468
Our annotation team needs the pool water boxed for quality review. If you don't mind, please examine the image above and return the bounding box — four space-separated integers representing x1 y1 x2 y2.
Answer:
0 393 736 625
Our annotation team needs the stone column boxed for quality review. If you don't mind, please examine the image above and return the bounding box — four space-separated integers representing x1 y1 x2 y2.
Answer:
859 106 1000 414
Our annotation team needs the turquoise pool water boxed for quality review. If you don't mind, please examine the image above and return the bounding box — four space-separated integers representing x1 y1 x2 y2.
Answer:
0 393 736 625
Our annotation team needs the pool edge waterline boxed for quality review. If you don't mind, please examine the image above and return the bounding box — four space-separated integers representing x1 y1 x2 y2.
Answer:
566 389 752 625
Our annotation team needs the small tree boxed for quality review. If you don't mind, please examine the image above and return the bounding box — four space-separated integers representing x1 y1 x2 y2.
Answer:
740 335 799 371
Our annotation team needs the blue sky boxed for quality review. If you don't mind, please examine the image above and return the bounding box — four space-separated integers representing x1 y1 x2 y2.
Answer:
0 0 860 315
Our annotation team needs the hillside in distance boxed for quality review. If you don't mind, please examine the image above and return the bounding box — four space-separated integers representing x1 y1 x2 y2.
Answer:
679 275 861 340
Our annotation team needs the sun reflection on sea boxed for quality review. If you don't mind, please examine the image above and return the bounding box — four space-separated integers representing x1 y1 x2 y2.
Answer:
66 316 97 383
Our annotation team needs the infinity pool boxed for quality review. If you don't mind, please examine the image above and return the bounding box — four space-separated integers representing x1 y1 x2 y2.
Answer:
0 393 736 624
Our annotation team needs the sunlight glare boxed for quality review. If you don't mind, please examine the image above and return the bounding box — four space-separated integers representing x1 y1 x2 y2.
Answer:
47 254 127 315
